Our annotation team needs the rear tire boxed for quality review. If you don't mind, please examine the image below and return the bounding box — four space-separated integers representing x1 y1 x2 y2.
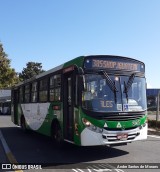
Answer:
21 116 27 132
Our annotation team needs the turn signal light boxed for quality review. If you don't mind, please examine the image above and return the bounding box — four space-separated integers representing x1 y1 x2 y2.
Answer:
52 105 60 110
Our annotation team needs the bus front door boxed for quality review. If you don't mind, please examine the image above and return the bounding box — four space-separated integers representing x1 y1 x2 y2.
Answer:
63 71 75 142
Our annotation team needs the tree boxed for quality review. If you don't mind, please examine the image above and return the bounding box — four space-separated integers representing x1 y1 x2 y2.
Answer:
19 62 45 81
0 42 19 88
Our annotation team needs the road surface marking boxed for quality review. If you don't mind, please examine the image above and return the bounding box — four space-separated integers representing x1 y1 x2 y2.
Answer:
0 129 23 172
72 164 125 172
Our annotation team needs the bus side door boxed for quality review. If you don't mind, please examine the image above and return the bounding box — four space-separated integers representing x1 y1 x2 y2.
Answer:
63 68 75 141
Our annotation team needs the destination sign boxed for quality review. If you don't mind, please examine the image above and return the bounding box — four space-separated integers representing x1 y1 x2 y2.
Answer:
84 57 144 72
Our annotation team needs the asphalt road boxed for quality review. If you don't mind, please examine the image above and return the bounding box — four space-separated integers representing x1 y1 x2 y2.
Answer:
0 115 160 172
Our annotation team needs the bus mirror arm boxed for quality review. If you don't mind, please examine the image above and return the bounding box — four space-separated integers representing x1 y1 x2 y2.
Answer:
78 75 86 90
78 67 84 75
78 67 86 90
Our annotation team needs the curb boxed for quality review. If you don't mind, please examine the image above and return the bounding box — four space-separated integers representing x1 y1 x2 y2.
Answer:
148 128 160 136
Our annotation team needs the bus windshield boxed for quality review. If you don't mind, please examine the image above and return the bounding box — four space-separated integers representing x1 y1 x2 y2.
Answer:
82 74 147 112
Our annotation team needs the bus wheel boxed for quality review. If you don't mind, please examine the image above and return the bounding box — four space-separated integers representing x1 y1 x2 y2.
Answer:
52 122 63 146
21 116 27 132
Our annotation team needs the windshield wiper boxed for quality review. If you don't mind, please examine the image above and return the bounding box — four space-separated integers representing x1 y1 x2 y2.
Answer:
123 73 135 102
103 71 118 92
102 71 118 103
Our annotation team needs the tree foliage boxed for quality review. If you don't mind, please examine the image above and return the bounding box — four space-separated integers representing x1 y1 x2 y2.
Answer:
0 42 19 88
19 62 45 81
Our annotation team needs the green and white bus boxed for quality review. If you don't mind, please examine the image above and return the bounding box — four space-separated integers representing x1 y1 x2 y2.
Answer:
11 55 147 146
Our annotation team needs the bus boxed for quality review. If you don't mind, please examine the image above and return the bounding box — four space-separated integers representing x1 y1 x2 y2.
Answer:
0 100 11 115
11 55 147 146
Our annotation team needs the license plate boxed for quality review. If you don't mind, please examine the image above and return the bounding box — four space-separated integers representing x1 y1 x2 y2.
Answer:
117 133 128 140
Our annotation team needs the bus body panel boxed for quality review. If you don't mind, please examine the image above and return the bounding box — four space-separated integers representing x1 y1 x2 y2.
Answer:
79 110 147 146
80 124 147 146
18 102 63 136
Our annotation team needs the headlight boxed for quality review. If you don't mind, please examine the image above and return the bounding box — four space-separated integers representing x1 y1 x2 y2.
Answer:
82 118 103 133
82 118 92 127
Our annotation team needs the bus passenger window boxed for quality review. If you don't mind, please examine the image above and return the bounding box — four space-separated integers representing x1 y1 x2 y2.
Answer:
49 75 61 101
25 84 30 103
31 82 38 102
19 87 24 103
39 79 48 102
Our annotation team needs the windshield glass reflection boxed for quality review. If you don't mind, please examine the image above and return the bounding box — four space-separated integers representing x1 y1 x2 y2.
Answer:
82 74 147 112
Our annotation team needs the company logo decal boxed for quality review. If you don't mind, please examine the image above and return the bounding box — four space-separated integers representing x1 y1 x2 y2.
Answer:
132 119 140 126
104 123 108 128
117 122 122 128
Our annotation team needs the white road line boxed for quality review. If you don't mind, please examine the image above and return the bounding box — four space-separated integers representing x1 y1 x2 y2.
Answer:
98 164 112 171
72 169 79 172
0 130 10 153
148 135 160 139
72 169 85 172
0 129 23 172
86 164 125 172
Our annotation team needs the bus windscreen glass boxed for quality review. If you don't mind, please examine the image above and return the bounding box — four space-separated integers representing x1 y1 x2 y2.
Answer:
82 74 147 112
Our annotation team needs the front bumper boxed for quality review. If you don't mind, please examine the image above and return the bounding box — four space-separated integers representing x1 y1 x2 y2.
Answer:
80 123 148 146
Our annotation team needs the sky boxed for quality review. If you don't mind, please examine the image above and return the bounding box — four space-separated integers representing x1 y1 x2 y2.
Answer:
0 0 160 88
